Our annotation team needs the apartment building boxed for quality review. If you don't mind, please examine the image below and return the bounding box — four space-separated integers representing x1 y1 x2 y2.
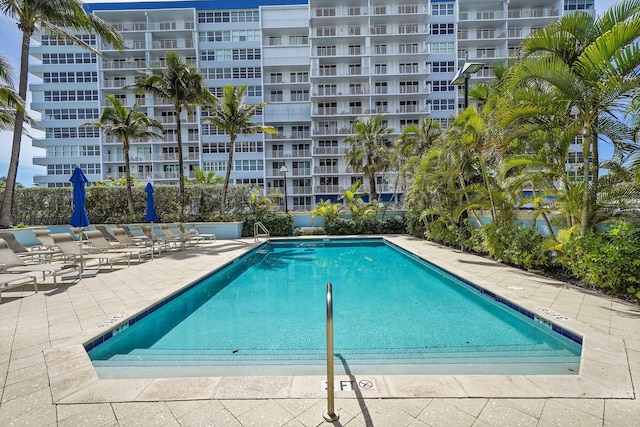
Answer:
28 0 594 210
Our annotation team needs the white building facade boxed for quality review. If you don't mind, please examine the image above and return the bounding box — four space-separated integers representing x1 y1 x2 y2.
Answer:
28 0 594 210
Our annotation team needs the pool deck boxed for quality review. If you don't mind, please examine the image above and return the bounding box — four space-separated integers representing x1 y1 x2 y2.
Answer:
1 235 639 426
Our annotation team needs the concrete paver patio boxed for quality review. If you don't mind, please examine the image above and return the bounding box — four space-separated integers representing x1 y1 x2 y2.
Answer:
1 236 639 426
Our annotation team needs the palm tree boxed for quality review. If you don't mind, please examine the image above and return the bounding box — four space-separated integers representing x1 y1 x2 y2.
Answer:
344 115 393 202
0 54 24 131
84 95 163 215
507 0 640 233
128 51 209 213
0 0 123 228
202 84 276 213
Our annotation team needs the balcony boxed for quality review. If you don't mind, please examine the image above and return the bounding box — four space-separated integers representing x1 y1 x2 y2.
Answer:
102 60 146 70
291 168 311 177
315 185 341 193
291 186 312 195
314 166 339 174
313 146 348 155
508 8 560 19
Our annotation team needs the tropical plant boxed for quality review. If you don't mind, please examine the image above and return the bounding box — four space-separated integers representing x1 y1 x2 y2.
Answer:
506 0 640 234
202 84 276 213
185 167 224 185
127 51 209 213
395 117 441 204
0 54 25 131
84 95 163 215
0 0 123 228
344 115 394 203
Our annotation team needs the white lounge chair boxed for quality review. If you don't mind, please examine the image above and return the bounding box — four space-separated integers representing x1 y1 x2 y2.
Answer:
0 273 38 303
0 238 78 284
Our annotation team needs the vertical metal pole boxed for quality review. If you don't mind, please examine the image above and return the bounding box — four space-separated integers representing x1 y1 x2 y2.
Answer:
324 283 339 422
464 74 469 109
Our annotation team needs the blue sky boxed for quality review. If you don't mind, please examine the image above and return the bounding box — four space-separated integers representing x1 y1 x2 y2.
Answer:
0 0 623 186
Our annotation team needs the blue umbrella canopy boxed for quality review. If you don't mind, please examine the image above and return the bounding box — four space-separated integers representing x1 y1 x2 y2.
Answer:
144 182 159 222
69 167 90 228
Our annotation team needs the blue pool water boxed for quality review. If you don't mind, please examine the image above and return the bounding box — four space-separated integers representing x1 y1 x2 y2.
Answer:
88 238 581 377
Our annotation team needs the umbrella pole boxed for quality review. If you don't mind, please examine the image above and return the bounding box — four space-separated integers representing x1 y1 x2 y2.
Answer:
79 227 84 279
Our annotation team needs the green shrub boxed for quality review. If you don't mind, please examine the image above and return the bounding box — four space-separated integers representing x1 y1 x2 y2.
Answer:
242 212 293 237
481 221 552 270
564 222 640 298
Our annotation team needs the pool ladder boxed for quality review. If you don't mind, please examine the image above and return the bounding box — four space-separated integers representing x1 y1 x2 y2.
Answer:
254 221 270 242
324 282 339 422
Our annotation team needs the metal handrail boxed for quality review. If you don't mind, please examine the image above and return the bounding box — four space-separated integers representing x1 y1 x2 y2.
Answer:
253 221 270 242
324 282 339 422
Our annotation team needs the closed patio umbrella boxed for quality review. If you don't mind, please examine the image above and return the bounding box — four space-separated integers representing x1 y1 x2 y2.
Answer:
70 167 90 229
144 182 158 222
144 182 158 258
69 167 93 278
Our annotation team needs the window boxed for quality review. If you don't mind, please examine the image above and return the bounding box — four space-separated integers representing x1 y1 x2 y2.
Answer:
349 83 363 95
429 99 456 111
290 72 308 82
202 142 230 153
290 90 309 101
247 85 262 97
268 36 282 46
270 73 283 83
374 44 387 55
374 82 387 94
399 100 418 113
348 64 361 75
432 80 454 92
348 26 361 36
565 0 594 10
202 161 226 172
43 71 97 83
398 43 418 54
431 23 454 35
232 48 261 60
317 84 337 95
429 42 455 54
234 159 263 171
316 7 336 17
319 65 336 76
270 90 283 102
44 108 99 120
398 24 419 34
399 81 419 94
399 5 418 14
42 53 96 64
47 164 100 175
371 25 386 35
317 45 336 56
43 90 98 102
374 63 387 74
316 27 336 37
431 3 454 15
289 35 308 45
399 63 419 74
375 101 388 113
348 45 361 56
430 61 455 73
235 141 263 153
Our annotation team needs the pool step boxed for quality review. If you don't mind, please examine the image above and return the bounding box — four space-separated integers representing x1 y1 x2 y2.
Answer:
92 344 580 368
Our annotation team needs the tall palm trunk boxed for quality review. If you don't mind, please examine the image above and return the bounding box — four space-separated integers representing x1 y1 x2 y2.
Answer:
221 134 236 213
176 104 185 213
580 126 592 235
123 138 134 215
0 30 31 228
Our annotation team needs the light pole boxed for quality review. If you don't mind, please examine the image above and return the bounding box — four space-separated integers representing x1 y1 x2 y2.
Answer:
279 164 288 213
450 60 484 109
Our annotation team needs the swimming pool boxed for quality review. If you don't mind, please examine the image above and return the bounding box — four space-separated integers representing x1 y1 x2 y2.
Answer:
87 238 581 377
